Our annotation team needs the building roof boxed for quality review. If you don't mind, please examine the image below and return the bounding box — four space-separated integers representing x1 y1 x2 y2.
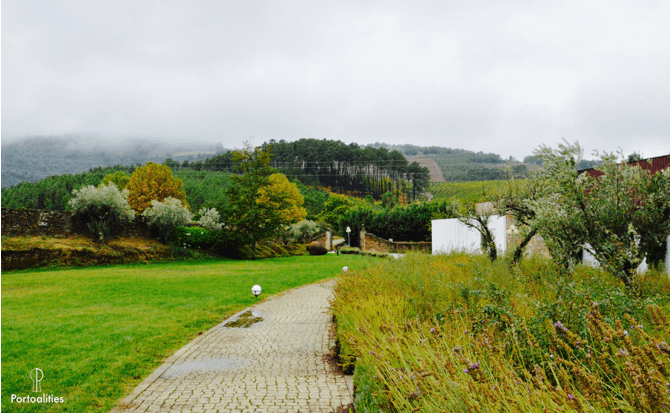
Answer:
578 154 670 178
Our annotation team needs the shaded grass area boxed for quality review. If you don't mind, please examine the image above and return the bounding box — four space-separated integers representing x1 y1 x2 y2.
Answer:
333 253 670 412
2 254 375 412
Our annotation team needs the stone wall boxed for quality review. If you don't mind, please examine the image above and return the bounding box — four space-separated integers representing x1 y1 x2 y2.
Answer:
360 232 431 254
1 208 153 239
504 215 552 258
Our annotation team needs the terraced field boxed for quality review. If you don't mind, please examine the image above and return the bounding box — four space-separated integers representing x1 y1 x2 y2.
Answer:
405 156 445 182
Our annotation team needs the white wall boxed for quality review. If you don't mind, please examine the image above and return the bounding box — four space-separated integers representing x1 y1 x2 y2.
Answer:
583 242 669 277
432 216 507 255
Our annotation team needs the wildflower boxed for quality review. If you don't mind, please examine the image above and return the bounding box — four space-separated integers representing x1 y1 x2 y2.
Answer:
453 346 461 353
554 321 567 332
463 369 469 373
568 394 574 400
623 330 629 336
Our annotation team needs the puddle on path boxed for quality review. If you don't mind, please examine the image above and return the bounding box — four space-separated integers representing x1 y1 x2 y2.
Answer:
163 358 246 377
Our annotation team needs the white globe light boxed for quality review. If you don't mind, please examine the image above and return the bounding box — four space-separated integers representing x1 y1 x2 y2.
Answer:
251 285 262 297
343 266 348 272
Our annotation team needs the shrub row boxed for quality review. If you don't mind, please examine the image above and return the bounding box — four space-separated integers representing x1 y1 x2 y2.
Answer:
338 201 457 245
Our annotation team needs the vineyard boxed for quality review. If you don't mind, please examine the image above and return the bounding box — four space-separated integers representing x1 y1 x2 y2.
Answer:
428 180 520 203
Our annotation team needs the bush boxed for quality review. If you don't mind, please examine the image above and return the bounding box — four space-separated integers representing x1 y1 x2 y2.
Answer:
289 220 322 244
196 207 223 230
339 201 458 246
170 226 215 249
307 241 328 256
142 197 193 243
339 246 361 255
68 184 135 242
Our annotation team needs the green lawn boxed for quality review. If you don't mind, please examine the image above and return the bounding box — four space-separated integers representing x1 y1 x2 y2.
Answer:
1 255 374 412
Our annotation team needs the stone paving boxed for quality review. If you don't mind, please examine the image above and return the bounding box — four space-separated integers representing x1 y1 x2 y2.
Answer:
111 280 353 413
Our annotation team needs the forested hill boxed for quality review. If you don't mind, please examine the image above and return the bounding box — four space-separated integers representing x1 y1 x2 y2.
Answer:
170 139 427 199
1 136 226 188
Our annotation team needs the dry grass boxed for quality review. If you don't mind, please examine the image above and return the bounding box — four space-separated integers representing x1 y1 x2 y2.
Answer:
1 235 163 251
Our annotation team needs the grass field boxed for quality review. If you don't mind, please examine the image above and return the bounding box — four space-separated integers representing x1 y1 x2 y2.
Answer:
428 180 518 203
1 255 374 412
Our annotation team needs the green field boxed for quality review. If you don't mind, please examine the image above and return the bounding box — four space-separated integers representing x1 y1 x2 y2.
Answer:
428 180 518 203
1 255 374 412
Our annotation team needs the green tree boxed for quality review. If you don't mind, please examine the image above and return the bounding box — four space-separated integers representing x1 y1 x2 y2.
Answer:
381 191 398 208
223 143 290 259
456 203 498 261
495 178 541 264
406 162 431 201
318 194 356 232
531 140 670 284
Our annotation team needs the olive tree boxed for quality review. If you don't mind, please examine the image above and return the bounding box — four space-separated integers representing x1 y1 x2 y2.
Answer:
531 140 670 284
142 197 193 243
68 184 135 242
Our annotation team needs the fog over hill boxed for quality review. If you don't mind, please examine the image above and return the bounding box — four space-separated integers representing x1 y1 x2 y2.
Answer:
1 135 226 188
1 135 601 188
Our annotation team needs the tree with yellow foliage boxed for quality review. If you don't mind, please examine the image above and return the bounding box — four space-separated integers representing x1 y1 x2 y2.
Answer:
100 171 130 190
126 162 189 213
258 174 307 224
224 143 303 258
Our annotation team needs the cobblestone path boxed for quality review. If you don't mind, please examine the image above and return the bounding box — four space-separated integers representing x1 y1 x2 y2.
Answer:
111 280 353 413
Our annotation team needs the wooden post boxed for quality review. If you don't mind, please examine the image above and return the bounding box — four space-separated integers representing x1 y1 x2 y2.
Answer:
326 230 332 251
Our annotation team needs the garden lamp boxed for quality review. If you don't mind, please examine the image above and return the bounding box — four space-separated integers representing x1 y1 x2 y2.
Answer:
251 285 262 299
346 226 351 246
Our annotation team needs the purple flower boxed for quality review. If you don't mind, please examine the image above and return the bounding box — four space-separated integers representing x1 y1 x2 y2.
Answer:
554 321 567 332
463 368 469 373
568 394 574 400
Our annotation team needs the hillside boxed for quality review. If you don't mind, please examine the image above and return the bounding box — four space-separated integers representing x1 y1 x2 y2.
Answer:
1 136 226 188
405 156 445 182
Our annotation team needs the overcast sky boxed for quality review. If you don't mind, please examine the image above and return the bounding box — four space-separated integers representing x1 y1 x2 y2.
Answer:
2 0 669 160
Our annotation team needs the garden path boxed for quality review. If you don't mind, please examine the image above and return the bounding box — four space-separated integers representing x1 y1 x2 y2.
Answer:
110 279 353 413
